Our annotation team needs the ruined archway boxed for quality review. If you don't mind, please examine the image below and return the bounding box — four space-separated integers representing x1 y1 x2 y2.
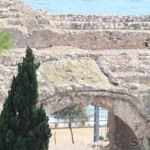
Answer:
0 0 150 148
0 47 150 149
37 57 149 149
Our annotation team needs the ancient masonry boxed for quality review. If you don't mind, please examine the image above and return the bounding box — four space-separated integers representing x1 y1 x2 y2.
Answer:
0 0 150 149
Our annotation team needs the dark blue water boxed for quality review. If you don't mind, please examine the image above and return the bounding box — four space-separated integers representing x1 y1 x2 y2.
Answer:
25 0 150 15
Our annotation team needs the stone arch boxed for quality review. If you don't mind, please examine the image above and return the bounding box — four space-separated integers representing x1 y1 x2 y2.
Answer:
40 90 146 138
40 90 146 149
37 57 150 149
0 47 150 148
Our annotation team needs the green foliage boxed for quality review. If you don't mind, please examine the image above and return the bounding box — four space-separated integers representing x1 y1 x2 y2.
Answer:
53 105 89 125
53 105 89 143
0 47 51 150
0 31 13 56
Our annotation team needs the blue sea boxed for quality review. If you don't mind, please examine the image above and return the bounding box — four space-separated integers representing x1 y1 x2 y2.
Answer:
25 0 150 15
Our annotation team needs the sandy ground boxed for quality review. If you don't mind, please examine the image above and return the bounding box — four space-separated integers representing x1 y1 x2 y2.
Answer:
49 127 108 150
50 144 94 150
50 127 108 144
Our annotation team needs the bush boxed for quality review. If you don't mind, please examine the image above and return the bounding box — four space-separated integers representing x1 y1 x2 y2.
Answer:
0 47 52 150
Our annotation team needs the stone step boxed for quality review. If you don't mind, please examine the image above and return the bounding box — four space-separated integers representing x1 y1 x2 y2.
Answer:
49 14 150 22
50 21 150 30
1 27 150 49
7 28 150 49
0 18 22 27
4 15 150 31
0 11 18 18
2 17 150 30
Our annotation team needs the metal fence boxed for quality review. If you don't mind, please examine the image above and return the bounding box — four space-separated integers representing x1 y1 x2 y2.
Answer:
48 107 109 143
48 107 108 130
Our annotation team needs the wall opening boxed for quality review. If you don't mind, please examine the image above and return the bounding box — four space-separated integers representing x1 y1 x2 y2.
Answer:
48 105 109 147
47 103 140 150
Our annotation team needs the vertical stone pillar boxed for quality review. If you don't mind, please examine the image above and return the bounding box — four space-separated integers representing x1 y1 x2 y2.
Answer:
108 112 140 150
108 111 117 150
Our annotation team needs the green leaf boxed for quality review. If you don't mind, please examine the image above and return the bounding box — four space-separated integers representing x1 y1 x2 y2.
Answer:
0 31 13 57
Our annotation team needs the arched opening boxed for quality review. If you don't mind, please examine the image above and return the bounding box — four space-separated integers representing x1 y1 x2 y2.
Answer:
48 105 109 147
37 58 148 149
45 101 140 150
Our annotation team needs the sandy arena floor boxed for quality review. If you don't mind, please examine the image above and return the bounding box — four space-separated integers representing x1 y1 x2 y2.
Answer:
50 144 94 150
50 127 108 144
49 127 108 150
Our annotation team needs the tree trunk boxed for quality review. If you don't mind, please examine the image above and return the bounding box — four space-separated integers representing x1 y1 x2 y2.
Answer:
69 119 74 144
54 132 56 144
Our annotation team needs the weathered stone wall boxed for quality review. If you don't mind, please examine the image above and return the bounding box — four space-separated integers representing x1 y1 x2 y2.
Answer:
0 0 150 149
1 0 150 50
108 112 140 150
0 47 149 141
1 1 150 30
3 28 150 50
49 15 150 30
49 14 150 22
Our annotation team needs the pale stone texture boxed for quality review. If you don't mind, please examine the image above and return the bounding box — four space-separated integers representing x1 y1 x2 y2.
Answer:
0 47 149 143
0 0 150 149
1 0 150 50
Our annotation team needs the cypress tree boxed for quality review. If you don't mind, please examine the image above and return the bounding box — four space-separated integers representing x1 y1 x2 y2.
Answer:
0 47 51 150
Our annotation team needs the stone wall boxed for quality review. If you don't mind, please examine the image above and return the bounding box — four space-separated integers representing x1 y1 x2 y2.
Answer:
49 15 150 30
108 112 140 150
3 28 150 50
0 47 149 141
1 0 150 50
0 0 150 149
1 1 150 30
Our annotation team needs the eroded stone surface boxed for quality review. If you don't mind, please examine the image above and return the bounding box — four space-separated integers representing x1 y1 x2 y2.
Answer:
0 47 150 143
1 0 150 49
0 0 150 149
37 58 114 99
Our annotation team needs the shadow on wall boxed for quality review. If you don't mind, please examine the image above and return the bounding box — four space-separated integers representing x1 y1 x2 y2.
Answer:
108 112 140 150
